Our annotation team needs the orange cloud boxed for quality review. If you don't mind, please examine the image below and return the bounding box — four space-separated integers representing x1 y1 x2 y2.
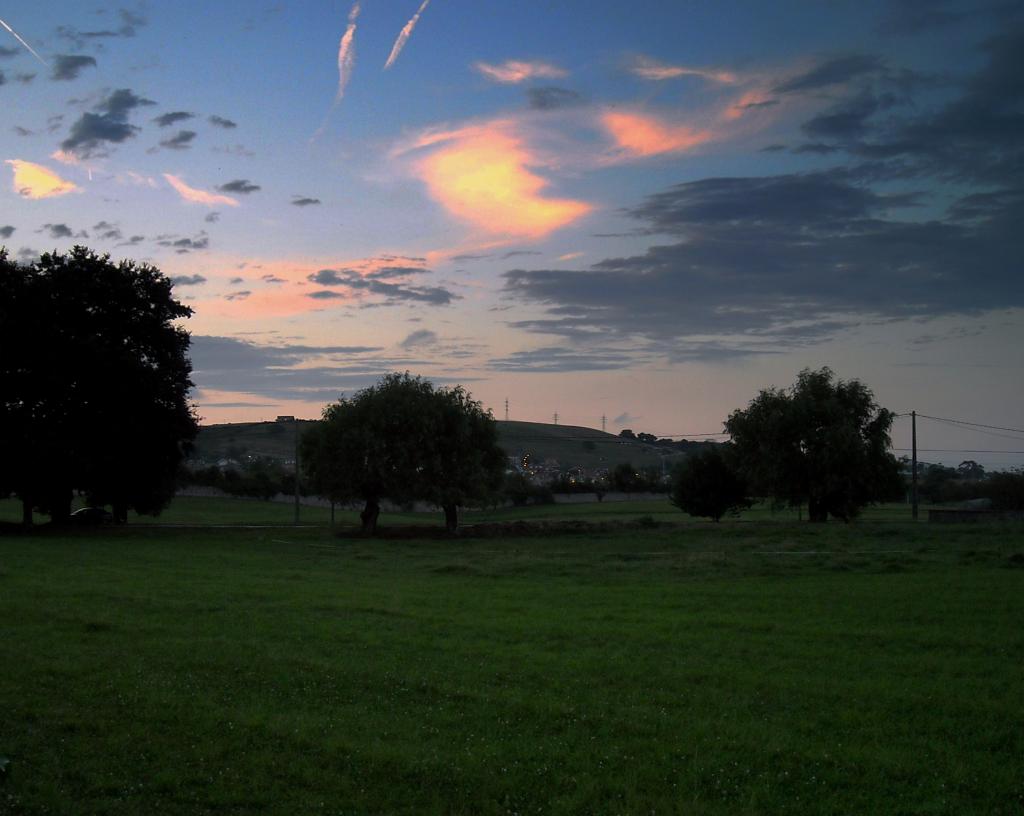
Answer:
411 122 592 238
630 55 736 84
163 173 239 207
473 59 567 83
601 111 712 158
5 159 80 198
725 89 779 120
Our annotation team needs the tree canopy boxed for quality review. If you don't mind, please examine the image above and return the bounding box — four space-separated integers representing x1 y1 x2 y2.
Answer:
0 247 198 524
669 445 751 522
725 368 902 522
301 373 506 533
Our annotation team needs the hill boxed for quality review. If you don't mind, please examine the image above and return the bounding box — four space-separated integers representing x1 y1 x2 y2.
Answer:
189 419 699 472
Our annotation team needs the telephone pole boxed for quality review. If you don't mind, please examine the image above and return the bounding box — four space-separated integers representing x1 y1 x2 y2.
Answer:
911 410 918 521
504 398 509 422
601 414 606 433
553 412 559 425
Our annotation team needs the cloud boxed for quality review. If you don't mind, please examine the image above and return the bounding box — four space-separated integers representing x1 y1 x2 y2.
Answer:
490 347 641 373
291 195 321 206
384 0 431 69
170 274 207 286
54 9 146 46
158 129 196 150
217 178 260 194
501 170 1021 360
527 86 584 110
404 120 592 238
189 335 412 402
0 225 13 238
156 232 209 252
601 110 713 158
51 54 97 81
225 290 251 301
0 46 18 59
5 159 79 198
628 55 736 83
774 54 883 94
92 220 123 241
305 266 459 306
399 328 438 348
40 221 75 237
164 173 239 207
613 412 639 425
473 59 567 83
61 88 155 157
204 211 220 223
154 111 195 127
208 115 237 128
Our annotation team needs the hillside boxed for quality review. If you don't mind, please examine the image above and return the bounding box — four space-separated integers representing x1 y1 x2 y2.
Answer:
189 419 689 471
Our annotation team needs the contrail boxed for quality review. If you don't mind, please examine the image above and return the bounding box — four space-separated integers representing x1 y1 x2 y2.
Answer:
0 16 47 66
334 1 361 102
384 0 431 70
311 1 361 142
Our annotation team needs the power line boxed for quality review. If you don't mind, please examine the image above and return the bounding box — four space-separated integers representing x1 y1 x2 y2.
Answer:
915 413 1024 435
893 448 1024 454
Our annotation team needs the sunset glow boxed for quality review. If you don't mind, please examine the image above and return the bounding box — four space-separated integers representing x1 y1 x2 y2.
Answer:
601 111 713 158
5 159 79 199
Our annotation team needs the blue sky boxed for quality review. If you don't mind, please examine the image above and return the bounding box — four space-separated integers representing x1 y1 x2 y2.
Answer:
3 0 1023 467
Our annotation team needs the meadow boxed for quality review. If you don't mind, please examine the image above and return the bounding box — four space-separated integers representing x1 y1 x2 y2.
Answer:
1 506 1022 814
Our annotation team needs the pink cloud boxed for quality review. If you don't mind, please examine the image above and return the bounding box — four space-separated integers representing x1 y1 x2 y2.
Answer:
473 59 567 84
5 159 80 198
629 55 737 84
601 111 713 158
163 173 239 207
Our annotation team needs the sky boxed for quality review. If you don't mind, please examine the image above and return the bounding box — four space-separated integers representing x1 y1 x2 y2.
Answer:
2 0 1023 468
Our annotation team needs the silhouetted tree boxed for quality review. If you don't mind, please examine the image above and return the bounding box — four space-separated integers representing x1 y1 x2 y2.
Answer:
0 247 198 525
725 368 901 522
302 373 505 534
669 445 752 521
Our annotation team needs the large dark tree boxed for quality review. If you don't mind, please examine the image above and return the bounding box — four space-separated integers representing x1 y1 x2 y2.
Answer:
301 373 505 534
669 444 752 522
0 247 198 525
725 368 902 522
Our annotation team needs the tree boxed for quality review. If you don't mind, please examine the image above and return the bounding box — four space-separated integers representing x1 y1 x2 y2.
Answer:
725 368 901 522
957 460 986 480
302 373 506 534
669 445 752 521
0 247 198 524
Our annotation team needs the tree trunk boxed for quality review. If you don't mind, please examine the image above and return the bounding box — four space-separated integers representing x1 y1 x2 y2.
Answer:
50 491 72 526
360 497 380 535
113 501 128 524
21 495 33 528
443 503 459 534
807 495 828 523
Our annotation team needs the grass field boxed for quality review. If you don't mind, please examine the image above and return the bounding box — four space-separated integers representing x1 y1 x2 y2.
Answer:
2 520 1022 814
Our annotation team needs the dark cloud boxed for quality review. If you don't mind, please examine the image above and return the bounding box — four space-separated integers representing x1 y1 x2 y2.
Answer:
0 226 14 239
40 223 77 239
305 267 458 307
801 90 897 142
158 129 196 150
877 0 977 35
224 290 251 301
51 55 98 81
13 126 34 136
156 232 209 252
0 71 5 86
774 54 883 94
92 221 123 241
760 144 787 153
0 46 19 59
204 212 220 224
451 252 492 261
792 142 842 155
170 274 207 287
217 179 261 194
117 235 145 246
400 329 438 349
14 73 36 84
501 170 1021 360
61 88 155 157
489 347 641 373
212 144 254 157
501 250 543 259
208 115 237 129
261 274 285 284
153 111 195 127
189 336 450 402
738 98 779 111
291 196 321 206
229 276 245 284
527 86 584 110
55 9 146 46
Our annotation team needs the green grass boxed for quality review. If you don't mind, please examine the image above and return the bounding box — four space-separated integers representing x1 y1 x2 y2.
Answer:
1 522 1022 814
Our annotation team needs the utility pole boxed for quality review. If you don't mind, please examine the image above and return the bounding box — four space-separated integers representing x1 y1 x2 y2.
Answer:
911 410 918 521
553 412 559 425
505 398 509 422
601 414 606 433
294 417 301 525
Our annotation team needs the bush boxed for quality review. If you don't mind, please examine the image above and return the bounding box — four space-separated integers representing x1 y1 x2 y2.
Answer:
670 446 752 522
985 471 1024 512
